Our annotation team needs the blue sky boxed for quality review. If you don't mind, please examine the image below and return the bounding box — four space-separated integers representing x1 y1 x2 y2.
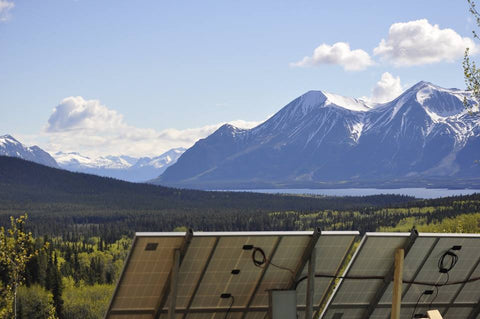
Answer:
0 0 476 157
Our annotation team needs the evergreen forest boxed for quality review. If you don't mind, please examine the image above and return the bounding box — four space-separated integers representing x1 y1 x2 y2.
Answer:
0 156 479 318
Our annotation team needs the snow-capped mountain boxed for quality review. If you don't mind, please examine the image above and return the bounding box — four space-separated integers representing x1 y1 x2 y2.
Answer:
132 148 186 169
54 148 186 182
0 135 59 168
55 152 137 170
155 81 480 189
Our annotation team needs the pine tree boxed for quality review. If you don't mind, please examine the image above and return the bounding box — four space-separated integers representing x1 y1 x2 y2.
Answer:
46 252 63 318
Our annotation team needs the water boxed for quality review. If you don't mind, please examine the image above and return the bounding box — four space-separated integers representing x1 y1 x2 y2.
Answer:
229 188 480 199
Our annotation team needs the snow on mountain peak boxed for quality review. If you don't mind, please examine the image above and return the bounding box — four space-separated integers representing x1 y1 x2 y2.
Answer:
322 92 371 112
54 152 133 169
294 90 371 115
299 90 327 105
215 123 247 138
54 147 187 178
0 134 58 167
0 134 20 146
411 82 470 118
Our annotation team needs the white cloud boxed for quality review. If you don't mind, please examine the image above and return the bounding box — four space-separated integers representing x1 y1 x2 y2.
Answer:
361 72 405 104
0 0 14 22
291 42 374 71
371 72 404 103
374 19 477 66
44 96 263 157
46 96 125 133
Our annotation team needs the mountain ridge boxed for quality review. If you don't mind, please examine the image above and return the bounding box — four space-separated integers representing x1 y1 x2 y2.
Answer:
0 134 59 168
0 134 186 182
155 81 480 189
54 147 185 182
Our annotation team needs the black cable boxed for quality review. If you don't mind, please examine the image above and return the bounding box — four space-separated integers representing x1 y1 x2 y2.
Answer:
411 291 427 319
425 248 458 309
252 247 295 275
250 245 466 292
224 295 234 319
403 276 479 286
293 273 480 289
252 247 267 267
428 285 439 310
438 249 458 274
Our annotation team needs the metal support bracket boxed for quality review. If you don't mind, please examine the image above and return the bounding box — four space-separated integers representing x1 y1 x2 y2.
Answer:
306 247 316 319
288 227 321 289
169 249 180 319
154 229 194 319
361 229 418 319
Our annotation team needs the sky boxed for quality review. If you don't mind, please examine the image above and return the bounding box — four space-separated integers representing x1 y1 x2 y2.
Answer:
0 0 477 157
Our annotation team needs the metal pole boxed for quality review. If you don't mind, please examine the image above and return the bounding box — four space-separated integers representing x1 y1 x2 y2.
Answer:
169 249 180 319
391 248 404 319
306 248 316 319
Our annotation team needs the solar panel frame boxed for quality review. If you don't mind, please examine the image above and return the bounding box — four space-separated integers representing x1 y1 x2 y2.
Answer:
107 234 190 318
105 230 359 319
320 232 480 319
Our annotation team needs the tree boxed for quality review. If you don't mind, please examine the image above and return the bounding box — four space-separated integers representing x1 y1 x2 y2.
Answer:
16 285 56 319
0 215 47 319
46 253 63 318
464 0 480 108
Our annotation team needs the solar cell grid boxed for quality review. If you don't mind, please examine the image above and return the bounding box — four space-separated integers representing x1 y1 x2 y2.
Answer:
163 237 217 310
402 237 479 304
190 236 278 309
111 236 185 312
249 235 309 307
296 235 356 307
320 233 480 319
455 259 480 302
105 231 363 319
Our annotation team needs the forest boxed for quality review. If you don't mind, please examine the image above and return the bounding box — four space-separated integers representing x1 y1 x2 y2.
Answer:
1 193 479 318
0 156 480 318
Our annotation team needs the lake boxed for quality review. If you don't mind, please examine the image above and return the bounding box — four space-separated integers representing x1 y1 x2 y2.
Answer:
229 188 480 199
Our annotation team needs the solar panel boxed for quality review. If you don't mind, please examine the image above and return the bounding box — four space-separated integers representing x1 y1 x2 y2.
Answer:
105 230 358 319
320 232 480 319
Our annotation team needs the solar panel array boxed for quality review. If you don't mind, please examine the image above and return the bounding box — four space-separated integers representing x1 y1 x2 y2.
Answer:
320 233 480 319
105 231 358 319
106 231 480 319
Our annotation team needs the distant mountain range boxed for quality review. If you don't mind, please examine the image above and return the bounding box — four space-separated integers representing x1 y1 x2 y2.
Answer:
0 135 59 168
0 134 185 182
54 148 185 182
155 81 480 189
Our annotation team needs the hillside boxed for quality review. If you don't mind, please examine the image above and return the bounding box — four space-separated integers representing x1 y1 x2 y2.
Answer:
0 156 418 239
0 156 411 210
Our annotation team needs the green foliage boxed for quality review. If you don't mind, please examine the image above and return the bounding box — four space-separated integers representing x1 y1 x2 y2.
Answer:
0 215 43 318
464 0 480 109
17 236 130 319
62 281 114 319
16 285 56 319
382 213 480 233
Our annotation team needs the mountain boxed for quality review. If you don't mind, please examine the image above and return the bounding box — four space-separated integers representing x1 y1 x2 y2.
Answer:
54 147 185 182
0 134 58 168
155 81 480 189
